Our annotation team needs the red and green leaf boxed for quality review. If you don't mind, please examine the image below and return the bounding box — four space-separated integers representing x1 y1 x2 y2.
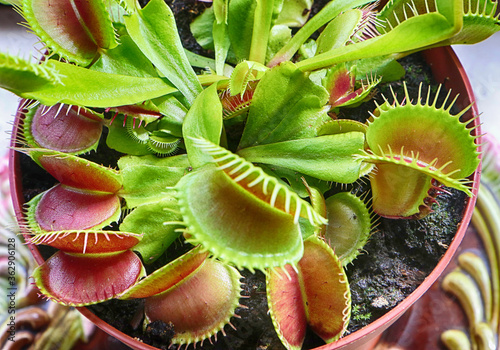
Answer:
23 104 103 154
106 100 163 127
21 0 118 65
32 250 145 306
299 237 351 342
27 230 142 254
26 184 121 233
143 259 242 347
267 236 351 349
323 64 380 109
267 264 308 350
21 149 122 193
28 230 142 254
119 247 209 299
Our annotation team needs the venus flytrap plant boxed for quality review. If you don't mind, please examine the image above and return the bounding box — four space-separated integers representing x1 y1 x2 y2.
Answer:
322 63 381 112
2 0 497 348
16 148 146 305
267 235 351 350
354 83 480 218
116 246 244 347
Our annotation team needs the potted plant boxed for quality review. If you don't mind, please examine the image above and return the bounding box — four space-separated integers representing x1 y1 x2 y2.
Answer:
3 0 499 348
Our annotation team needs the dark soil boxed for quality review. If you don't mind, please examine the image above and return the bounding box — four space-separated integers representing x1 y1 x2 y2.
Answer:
14 1 469 349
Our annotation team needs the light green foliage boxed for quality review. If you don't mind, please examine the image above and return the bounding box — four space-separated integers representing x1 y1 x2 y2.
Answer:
1 57 176 107
238 133 365 183
118 154 190 208
0 53 62 96
124 0 202 105
182 83 223 168
238 62 330 148
120 198 182 263
323 192 372 265
274 0 313 27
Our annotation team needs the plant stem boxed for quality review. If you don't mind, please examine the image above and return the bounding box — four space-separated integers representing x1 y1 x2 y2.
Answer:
267 0 372 67
249 0 275 64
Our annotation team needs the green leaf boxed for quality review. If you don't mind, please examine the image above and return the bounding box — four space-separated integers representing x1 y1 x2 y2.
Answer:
213 21 231 76
5 59 177 107
297 4 463 71
355 56 406 83
238 133 365 183
266 24 292 63
153 95 188 138
182 84 223 168
106 117 152 155
190 7 216 50
0 53 62 96
274 0 313 27
121 198 182 263
227 0 256 61
213 0 229 24
248 0 276 64
91 34 158 77
316 9 362 55
239 62 329 148
124 0 202 105
118 154 191 208
267 0 373 66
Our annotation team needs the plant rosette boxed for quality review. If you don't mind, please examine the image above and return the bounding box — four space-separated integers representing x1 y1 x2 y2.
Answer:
4 0 496 348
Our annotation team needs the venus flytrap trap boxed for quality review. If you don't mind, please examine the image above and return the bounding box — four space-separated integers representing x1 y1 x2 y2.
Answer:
355 83 480 218
1 0 497 348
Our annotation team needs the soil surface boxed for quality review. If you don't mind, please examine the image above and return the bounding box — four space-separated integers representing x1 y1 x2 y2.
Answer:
15 1 470 349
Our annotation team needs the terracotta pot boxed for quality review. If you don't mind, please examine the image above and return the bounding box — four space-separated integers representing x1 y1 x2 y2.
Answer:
9 45 481 350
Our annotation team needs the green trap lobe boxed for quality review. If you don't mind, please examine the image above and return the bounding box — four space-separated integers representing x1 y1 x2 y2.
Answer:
119 248 209 299
144 259 242 345
267 265 307 350
298 237 350 343
176 166 303 270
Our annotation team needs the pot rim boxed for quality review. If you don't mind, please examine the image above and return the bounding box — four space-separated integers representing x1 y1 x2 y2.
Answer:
8 45 481 350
